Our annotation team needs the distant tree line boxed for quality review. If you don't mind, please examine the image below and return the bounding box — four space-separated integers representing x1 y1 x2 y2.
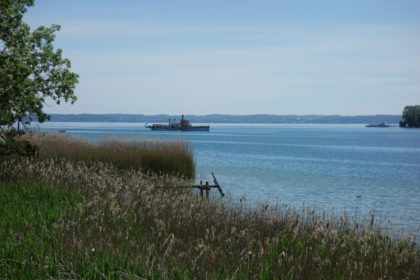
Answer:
45 114 402 124
399 105 420 128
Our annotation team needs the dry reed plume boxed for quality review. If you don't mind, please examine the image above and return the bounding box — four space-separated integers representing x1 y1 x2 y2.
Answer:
21 132 195 178
1 157 419 279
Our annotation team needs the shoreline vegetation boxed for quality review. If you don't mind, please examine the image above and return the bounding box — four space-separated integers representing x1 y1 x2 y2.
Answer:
2 0 418 277
22 132 195 178
0 133 419 279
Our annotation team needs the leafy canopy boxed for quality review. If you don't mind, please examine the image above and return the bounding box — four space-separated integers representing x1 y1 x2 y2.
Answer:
0 0 79 127
400 105 420 128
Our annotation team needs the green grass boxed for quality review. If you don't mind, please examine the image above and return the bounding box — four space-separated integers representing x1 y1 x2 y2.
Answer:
1 159 419 279
0 181 184 279
0 180 83 278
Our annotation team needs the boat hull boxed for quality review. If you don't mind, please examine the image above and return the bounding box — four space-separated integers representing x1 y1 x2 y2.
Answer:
149 126 210 131
181 126 210 131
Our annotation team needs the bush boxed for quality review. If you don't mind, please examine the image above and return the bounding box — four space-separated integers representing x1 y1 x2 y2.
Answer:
0 129 38 157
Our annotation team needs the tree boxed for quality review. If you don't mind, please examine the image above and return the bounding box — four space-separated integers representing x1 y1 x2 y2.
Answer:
0 0 79 129
400 105 420 128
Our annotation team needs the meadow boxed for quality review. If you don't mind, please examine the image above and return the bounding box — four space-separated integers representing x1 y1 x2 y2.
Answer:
0 133 419 279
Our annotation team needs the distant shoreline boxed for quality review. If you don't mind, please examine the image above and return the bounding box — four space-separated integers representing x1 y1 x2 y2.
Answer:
46 114 401 124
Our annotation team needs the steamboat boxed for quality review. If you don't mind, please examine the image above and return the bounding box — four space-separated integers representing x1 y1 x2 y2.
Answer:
146 115 210 131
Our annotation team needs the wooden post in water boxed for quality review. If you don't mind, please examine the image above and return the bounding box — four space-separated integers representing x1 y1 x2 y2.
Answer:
156 173 224 198
205 182 210 199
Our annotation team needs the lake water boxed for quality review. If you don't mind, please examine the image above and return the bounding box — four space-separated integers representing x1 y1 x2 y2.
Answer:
36 122 420 236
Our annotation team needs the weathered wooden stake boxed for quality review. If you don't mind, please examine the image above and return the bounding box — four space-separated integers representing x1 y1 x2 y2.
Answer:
205 182 210 199
199 181 203 198
156 173 224 198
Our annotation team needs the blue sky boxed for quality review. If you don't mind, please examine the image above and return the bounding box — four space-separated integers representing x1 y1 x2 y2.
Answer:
26 0 420 115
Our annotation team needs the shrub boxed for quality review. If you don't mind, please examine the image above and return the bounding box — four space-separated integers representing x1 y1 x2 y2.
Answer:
0 129 38 157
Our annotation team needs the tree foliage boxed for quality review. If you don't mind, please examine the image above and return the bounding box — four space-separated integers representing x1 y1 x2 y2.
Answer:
399 105 420 128
0 128 38 157
0 0 79 127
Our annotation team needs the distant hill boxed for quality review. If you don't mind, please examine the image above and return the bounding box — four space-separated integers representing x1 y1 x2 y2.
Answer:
48 114 401 124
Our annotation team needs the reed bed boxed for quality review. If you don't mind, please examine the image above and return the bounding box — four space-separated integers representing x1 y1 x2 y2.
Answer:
1 158 419 279
21 132 195 178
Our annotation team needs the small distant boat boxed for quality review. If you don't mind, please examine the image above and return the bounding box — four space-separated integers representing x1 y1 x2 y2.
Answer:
366 122 390 128
146 115 210 131
58 129 66 133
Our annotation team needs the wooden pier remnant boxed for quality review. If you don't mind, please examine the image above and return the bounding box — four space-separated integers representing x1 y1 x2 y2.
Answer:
156 172 224 199
189 172 225 198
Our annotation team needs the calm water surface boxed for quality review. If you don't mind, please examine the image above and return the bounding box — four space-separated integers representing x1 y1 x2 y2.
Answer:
37 122 420 236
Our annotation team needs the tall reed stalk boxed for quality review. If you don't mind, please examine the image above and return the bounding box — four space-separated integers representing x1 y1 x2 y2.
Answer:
1 158 418 279
21 132 195 178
